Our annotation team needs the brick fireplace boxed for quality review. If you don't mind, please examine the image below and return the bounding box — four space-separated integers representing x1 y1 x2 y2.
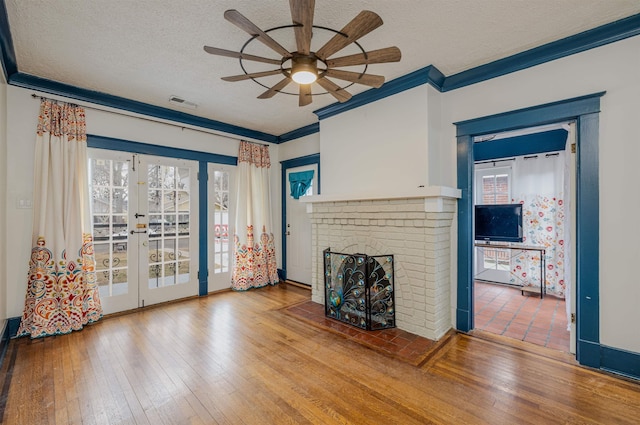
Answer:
303 188 460 340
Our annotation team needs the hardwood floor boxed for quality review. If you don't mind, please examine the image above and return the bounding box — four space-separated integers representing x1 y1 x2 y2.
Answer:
1 284 639 424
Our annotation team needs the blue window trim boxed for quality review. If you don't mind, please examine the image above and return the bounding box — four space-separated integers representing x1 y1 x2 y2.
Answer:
279 153 320 281
88 134 237 296
473 129 568 161
456 92 607 369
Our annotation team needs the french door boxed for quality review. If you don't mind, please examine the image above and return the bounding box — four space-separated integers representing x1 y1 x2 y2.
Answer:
89 149 199 314
208 163 234 292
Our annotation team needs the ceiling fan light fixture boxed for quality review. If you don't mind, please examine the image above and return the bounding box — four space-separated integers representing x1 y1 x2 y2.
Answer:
291 56 318 84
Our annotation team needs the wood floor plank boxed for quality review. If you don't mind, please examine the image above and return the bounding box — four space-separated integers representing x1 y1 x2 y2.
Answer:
1 284 639 424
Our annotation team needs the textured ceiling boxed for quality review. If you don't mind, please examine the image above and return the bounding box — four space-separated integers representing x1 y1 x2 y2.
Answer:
6 0 640 135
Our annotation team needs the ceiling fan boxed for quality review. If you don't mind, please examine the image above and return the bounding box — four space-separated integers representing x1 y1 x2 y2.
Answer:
203 0 401 107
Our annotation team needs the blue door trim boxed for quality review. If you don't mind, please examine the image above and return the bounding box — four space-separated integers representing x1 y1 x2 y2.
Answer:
456 92 604 368
280 154 320 280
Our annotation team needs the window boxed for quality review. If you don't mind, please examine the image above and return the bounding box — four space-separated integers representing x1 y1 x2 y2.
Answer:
475 166 512 272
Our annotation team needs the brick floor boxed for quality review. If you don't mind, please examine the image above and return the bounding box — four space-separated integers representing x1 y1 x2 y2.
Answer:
285 300 439 365
474 281 570 351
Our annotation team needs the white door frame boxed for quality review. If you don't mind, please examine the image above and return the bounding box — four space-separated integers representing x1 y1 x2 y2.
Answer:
285 164 318 285
89 149 199 314
280 154 320 282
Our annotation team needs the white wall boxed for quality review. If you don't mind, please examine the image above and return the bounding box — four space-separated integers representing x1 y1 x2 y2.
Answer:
439 35 640 354
4 85 282 317
278 132 320 162
319 85 430 197
313 36 640 354
0 79 7 323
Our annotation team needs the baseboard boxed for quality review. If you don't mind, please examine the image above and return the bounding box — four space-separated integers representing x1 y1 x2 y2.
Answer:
0 319 8 369
601 345 640 380
285 280 312 290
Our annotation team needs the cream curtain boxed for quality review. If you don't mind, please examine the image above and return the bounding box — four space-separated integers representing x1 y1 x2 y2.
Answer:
510 150 567 298
231 141 279 290
17 99 102 338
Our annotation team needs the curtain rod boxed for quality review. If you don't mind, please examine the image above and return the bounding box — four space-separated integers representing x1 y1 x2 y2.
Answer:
30 93 270 147
474 158 515 165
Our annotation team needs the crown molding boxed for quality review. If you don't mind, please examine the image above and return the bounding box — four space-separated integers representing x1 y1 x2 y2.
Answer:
442 13 640 91
313 65 444 121
8 72 279 143
277 122 320 143
0 0 17 81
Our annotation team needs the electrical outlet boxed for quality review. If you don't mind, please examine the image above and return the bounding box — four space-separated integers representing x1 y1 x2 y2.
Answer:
17 198 32 209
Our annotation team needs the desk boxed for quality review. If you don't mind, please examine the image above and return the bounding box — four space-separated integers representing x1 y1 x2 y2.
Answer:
474 242 546 298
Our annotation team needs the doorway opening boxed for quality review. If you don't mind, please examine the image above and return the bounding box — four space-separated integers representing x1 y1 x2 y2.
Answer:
471 124 574 352
455 92 604 368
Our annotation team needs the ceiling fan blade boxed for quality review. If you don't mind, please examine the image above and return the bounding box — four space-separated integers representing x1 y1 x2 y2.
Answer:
258 78 292 99
315 10 383 60
224 9 292 58
290 0 314 55
323 69 385 88
299 83 312 106
326 46 401 68
203 46 282 65
316 77 352 103
222 69 287 82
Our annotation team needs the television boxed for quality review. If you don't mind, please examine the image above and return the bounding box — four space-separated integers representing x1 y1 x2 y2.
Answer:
474 203 523 243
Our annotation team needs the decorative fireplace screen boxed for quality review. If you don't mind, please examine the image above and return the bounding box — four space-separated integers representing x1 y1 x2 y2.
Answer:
323 248 395 330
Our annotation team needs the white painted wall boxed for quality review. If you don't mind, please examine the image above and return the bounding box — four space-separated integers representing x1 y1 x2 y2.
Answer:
278 132 319 162
440 35 640 354
313 36 640 354
0 79 7 323
4 85 282 317
320 85 430 198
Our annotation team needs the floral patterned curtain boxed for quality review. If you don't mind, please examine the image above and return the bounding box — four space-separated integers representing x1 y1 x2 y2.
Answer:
231 141 279 290
17 99 103 338
510 152 567 297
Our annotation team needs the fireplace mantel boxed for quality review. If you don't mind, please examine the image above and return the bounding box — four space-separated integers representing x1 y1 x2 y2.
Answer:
301 185 460 203
300 185 461 213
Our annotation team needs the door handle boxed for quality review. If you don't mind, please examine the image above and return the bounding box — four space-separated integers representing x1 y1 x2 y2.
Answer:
130 230 147 234
135 213 145 218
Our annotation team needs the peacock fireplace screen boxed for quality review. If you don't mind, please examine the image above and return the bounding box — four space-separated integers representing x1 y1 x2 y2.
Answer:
323 248 395 330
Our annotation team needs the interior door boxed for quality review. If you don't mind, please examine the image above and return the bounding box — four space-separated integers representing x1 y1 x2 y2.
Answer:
285 164 317 285
89 150 199 314
208 164 235 292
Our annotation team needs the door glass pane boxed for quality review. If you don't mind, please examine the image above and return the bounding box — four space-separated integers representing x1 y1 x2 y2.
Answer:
89 157 130 298
147 163 192 289
212 170 230 274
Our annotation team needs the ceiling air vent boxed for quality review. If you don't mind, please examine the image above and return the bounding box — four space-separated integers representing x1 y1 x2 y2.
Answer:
169 96 198 110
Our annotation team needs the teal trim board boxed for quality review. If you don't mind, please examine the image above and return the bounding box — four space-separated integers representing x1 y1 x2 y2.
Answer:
0 320 9 368
10 73 279 143
0 0 17 81
456 92 607 370
443 13 640 91
198 161 209 296
474 129 568 161
279 123 320 143
314 65 444 121
88 135 237 165
280 154 320 279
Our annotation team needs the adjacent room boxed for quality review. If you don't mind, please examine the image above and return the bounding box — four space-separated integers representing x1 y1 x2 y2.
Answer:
1 1 640 423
